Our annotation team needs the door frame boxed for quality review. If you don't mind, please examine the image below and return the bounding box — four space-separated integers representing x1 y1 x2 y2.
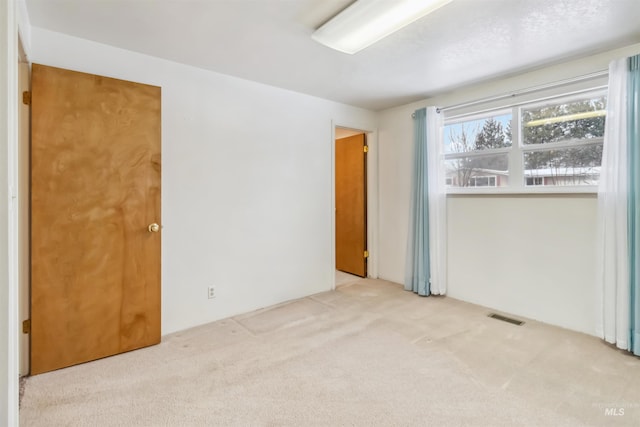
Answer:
331 121 378 289
17 40 29 377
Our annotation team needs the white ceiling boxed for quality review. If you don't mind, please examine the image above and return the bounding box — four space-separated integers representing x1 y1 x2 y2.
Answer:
24 0 640 111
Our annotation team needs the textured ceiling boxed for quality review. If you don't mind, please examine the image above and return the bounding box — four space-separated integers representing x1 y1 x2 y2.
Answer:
24 0 640 111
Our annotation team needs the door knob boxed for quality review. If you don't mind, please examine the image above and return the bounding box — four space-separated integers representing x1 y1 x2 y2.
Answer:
148 223 160 233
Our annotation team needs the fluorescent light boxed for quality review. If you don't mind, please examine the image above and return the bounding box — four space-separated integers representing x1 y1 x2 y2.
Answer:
312 0 452 54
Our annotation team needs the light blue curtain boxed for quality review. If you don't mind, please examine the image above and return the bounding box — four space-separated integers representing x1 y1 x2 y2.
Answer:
629 54 640 355
405 108 430 296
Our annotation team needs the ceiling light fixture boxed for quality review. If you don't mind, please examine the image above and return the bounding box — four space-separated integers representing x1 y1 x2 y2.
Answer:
312 0 452 55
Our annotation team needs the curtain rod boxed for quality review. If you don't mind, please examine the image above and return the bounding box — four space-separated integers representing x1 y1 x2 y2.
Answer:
434 70 608 114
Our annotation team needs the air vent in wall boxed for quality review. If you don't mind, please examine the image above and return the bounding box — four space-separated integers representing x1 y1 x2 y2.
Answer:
488 313 524 326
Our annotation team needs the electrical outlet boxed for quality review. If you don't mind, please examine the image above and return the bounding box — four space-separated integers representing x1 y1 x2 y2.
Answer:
207 286 215 299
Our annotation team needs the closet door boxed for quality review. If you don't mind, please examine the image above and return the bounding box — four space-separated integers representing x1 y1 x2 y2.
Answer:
30 64 162 374
336 133 367 277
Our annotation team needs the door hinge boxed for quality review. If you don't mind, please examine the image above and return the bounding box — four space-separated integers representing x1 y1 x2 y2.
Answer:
364 250 369 258
22 91 31 105
22 319 31 334
363 145 369 153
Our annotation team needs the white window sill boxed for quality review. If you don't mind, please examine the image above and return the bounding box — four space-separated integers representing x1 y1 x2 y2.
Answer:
446 185 598 195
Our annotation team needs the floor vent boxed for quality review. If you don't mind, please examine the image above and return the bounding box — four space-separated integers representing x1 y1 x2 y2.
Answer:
488 313 524 326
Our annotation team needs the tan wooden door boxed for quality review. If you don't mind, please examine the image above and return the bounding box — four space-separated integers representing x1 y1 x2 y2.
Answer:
30 64 162 374
335 133 367 277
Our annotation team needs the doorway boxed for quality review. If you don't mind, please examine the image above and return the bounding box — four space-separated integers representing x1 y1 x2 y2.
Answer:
335 127 368 280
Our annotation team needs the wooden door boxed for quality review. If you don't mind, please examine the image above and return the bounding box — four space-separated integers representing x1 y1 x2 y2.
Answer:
335 133 367 277
30 64 161 374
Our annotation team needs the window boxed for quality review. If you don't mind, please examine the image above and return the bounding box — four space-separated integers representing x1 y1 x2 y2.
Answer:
521 94 605 187
443 89 606 192
526 177 544 186
444 112 511 189
468 175 497 187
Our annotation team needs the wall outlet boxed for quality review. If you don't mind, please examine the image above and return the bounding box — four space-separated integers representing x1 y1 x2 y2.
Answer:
207 286 215 299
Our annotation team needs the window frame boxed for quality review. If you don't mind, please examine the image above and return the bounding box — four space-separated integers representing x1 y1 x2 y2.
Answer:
442 87 606 194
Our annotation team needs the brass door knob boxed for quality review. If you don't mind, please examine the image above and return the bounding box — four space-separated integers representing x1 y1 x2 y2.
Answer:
148 223 160 233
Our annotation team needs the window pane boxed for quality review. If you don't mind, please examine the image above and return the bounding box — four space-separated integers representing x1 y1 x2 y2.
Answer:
445 154 508 188
444 113 512 154
522 96 606 145
523 145 602 186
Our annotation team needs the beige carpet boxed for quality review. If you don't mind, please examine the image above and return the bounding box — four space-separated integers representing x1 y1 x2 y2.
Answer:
335 270 361 287
20 279 640 426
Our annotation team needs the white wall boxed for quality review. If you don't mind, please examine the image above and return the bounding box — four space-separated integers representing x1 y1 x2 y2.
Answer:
378 44 640 335
378 101 424 283
29 27 377 335
447 195 597 334
1 0 19 424
16 0 30 55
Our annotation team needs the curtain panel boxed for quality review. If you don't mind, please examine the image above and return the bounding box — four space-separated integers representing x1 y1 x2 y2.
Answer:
405 107 446 296
597 53 640 356
628 55 640 355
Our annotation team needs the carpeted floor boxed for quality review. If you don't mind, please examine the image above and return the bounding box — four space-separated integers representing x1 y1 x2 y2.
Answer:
20 278 640 426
